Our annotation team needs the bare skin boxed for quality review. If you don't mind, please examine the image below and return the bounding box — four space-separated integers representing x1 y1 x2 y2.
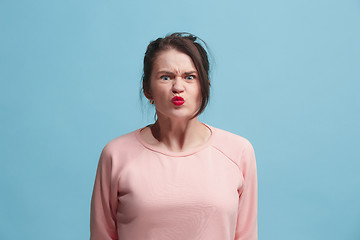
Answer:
140 118 211 152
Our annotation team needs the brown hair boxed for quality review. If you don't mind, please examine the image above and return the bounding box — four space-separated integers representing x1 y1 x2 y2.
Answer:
142 32 210 117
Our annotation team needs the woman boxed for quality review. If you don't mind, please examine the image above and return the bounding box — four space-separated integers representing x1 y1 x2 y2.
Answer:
90 33 257 240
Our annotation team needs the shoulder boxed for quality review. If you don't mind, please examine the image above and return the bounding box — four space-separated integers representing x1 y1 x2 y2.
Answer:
211 126 251 144
104 129 140 151
210 125 254 152
99 128 144 164
208 125 255 168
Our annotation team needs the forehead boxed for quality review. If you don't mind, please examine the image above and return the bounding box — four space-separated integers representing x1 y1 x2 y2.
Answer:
153 49 196 72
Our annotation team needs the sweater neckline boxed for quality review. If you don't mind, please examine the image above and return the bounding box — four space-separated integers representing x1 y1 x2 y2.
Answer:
135 123 214 157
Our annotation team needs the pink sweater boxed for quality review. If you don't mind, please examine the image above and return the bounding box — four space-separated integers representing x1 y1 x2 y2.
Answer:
90 124 257 240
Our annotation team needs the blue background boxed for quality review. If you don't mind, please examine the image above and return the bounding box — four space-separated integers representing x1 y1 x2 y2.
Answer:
1 0 359 239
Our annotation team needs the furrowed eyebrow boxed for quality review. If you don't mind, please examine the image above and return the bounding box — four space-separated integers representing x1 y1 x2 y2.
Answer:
157 71 174 75
184 71 198 75
156 70 198 75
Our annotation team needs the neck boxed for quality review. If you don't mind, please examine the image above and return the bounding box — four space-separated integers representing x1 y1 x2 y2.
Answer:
150 116 209 152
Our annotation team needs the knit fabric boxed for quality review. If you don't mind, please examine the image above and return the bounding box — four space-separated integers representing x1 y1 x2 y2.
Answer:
90 124 257 240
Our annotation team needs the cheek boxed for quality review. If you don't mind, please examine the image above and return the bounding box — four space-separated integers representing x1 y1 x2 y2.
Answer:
194 88 202 108
150 83 167 101
197 94 202 106
148 80 159 98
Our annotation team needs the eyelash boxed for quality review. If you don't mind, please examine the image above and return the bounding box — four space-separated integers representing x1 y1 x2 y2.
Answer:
160 75 171 80
160 75 196 80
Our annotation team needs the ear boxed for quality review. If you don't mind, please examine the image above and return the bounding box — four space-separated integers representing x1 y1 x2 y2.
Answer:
144 92 152 100
143 82 152 100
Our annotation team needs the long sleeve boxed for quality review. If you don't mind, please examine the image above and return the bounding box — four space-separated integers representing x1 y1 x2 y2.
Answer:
90 145 119 240
234 141 258 240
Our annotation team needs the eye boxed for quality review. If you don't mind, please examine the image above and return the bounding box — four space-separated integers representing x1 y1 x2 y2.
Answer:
185 75 196 80
160 75 171 81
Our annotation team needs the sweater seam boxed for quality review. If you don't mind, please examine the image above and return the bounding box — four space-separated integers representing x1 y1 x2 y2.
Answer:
111 139 147 216
210 145 243 174
113 142 146 187
210 145 246 195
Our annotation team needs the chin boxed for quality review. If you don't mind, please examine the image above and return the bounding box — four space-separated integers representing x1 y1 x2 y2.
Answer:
157 110 197 121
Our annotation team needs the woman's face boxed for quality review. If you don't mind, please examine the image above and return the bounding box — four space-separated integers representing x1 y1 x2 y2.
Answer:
148 49 202 121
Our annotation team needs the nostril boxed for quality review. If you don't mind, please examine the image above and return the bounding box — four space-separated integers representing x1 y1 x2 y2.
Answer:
172 88 184 93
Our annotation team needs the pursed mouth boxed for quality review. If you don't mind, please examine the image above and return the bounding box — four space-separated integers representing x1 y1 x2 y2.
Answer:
171 96 185 106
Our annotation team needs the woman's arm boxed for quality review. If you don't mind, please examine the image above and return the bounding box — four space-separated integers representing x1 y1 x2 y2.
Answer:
90 146 118 240
234 141 258 240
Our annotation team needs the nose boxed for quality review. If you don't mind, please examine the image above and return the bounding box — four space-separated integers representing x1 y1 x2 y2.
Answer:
172 77 184 93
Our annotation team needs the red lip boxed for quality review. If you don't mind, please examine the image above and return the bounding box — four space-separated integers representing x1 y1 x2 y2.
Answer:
171 96 185 106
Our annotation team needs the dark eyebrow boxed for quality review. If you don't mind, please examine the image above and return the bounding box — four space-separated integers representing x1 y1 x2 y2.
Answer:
184 71 198 75
157 71 174 75
156 70 198 75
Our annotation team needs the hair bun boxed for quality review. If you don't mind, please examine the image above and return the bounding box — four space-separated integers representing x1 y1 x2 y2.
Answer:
170 32 197 42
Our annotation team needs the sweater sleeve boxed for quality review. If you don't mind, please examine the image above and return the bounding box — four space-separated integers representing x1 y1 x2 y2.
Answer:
90 145 119 240
234 141 258 240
